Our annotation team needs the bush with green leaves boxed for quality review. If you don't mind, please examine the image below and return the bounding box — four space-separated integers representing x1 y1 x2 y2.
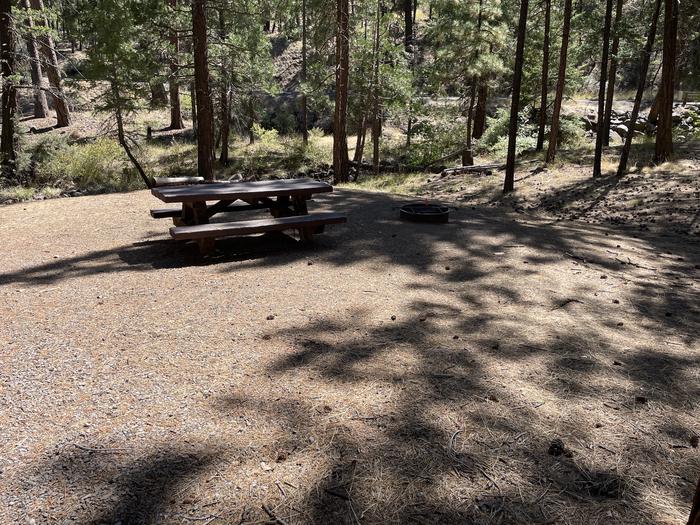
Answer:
477 108 535 156
403 118 469 168
38 138 141 192
477 107 584 156
240 124 283 176
281 128 331 172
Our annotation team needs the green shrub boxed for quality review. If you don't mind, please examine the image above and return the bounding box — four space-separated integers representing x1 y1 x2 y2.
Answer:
280 128 330 172
476 107 584 156
558 114 585 148
240 125 283 175
404 119 468 167
476 107 540 157
39 138 140 192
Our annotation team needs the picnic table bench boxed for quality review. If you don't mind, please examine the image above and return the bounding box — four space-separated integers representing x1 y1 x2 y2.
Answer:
150 178 346 254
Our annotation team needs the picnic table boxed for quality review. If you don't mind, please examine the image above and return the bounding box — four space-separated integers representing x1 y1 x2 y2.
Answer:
150 178 347 254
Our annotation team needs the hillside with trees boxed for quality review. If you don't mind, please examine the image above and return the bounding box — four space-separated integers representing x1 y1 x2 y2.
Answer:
0 0 699 205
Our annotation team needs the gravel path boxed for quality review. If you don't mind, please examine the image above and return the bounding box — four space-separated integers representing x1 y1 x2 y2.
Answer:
1 189 699 524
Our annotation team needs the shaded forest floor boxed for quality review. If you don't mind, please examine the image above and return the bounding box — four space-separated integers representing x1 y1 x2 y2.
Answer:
1 185 699 524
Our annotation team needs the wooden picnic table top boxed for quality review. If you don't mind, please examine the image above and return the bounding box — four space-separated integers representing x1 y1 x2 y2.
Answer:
151 178 333 203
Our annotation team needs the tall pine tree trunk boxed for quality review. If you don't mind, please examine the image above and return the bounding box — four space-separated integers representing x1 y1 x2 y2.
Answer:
404 0 412 51
219 88 230 165
168 0 184 129
371 0 382 176
29 0 71 127
192 0 214 180
190 82 198 137
654 0 679 163
217 9 229 165
21 0 49 119
546 0 571 163
536 0 551 151
472 0 487 141
473 83 488 139
353 115 368 163
617 0 661 176
602 0 623 147
462 86 475 166
333 0 350 183
1 0 17 180
300 0 308 144
503 0 529 193
593 0 614 178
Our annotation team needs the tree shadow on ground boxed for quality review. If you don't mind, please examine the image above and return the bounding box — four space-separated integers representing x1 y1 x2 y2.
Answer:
11 188 700 524
33 446 215 524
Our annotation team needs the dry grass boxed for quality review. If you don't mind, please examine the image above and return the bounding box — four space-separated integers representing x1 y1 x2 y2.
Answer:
1 186 699 524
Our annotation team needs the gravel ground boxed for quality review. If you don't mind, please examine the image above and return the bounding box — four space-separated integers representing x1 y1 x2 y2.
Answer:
1 187 699 524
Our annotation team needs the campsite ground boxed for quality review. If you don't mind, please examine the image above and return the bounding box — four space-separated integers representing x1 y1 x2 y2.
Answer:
1 167 699 524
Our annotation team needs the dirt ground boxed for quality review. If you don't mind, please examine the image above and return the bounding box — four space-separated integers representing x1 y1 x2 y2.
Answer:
1 184 699 524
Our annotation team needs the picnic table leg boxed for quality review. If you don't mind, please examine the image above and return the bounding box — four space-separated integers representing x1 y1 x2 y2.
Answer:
291 196 315 242
181 201 215 255
293 195 325 235
271 195 293 218
292 196 308 215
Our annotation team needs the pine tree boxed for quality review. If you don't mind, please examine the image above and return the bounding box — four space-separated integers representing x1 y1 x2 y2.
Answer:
20 0 50 119
333 0 350 183
654 0 679 162
503 0 529 193
545 0 572 163
617 0 662 176
592 0 614 178
0 0 17 180
602 0 623 147
535 0 551 152
192 0 214 180
29 0 71 127
167 0 185 130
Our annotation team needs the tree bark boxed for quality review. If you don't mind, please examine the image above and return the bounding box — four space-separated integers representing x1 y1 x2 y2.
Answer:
190 82 198 137
617 0 661 176
503 0 529 193
218 9 229 165
536 0 551 151
592 0 614 178
1 0 17 180
333 0 350 183
371 0 381 176
353 115 368 163
602 0 623 147
462 86 475 166
546 0 572 163
219 88 230 165
300 0 308 144
192 0 214 180
21 0 49 119
29 0 71 127
404 0 412 52
168 0 184 129
473 83 488 139
654 0 679 163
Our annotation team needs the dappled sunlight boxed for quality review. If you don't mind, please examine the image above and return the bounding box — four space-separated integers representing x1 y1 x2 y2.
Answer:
2 188 698 524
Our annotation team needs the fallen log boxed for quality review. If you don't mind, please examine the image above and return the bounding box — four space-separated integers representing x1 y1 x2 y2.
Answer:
440 163 503 176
